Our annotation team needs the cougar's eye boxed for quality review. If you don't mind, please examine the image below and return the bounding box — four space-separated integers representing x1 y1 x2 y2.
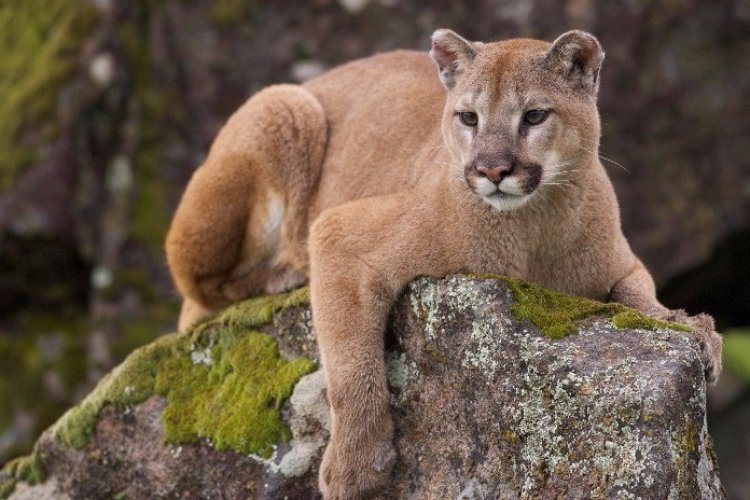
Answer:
524 109 548 126
459 111 478 127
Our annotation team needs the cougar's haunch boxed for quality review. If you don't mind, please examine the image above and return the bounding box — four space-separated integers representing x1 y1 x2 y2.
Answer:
166 84 327 330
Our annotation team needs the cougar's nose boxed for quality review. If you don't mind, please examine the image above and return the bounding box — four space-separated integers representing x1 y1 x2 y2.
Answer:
476 164 513 184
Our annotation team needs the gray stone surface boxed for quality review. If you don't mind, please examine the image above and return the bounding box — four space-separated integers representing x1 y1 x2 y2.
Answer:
387 276 723 499
5 276 723 499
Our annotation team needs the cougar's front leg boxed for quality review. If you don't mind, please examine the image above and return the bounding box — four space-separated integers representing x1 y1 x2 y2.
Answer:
610 259 722 383
309 196 447 499
310 218 397 499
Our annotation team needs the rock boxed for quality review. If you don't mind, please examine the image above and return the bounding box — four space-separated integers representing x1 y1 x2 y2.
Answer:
0 276 724 499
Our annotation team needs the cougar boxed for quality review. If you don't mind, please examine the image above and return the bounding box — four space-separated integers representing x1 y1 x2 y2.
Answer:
165 29 722 498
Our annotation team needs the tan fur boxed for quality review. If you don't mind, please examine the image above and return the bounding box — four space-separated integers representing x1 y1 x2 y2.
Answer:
165 30 722 498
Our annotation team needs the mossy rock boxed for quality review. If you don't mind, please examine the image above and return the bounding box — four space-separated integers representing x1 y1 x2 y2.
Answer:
28 276 689 459
51 287 315 456
0 287 315 499
2 277 716 499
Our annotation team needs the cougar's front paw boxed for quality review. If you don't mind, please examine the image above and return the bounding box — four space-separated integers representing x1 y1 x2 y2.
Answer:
688 312 723 384
319 433 396 500
669 310 723 384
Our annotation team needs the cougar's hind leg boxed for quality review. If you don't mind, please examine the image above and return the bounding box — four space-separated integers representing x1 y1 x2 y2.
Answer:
177 298 215 332
166 152 262 310
166 84 327 330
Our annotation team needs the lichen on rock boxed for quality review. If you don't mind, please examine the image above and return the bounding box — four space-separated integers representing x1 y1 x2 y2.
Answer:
387 275 722 498
276 369 330 478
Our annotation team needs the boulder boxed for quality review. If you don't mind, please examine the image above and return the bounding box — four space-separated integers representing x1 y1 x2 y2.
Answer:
0 276 723 499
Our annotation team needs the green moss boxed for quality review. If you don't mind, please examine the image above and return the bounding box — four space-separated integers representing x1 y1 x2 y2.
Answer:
0 1 96 188
52 332 174 448
156 332 315 457
0 476 15 499
504 278 620 338
610 310 691 333
480 275 691 339
723 329 750 382
48 288 315 458
0 445 46 499
0 267 178 465
2 452 45 486
217 286 310 329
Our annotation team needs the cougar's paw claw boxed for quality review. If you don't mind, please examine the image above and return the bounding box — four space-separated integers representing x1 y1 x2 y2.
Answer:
671 311 723 384
319 437 395 500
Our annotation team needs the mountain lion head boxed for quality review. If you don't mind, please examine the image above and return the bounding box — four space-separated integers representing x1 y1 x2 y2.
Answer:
430 29 605 211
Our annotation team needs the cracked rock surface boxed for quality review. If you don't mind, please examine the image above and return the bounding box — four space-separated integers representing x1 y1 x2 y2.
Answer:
3 276 723 499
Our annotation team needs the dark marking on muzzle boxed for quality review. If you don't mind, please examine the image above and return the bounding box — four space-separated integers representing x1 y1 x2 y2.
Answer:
466 151 543 195
523 163 543 194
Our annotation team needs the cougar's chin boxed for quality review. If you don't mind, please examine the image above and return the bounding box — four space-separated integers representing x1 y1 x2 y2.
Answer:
481 191 532 211
470 176 533 211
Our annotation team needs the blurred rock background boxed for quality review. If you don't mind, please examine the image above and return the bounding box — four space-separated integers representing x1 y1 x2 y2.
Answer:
0 0 748 497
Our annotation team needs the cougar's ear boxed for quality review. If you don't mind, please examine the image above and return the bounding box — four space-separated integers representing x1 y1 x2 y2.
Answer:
545 30 604 95
430 29 476 90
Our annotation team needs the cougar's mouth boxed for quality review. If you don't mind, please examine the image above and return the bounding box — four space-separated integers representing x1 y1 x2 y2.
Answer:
482 190 532 211
467 175 533 211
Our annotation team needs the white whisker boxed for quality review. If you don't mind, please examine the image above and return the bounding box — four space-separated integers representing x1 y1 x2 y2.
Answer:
577 144 629 173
